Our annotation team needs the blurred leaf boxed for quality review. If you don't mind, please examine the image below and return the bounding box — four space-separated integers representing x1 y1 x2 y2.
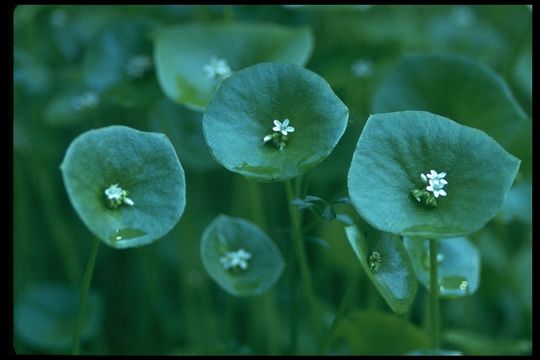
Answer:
61 125 186 249
372 54 528 149
348 111 520 238
404 237 480 298
153 22 313 111
497 181 532 224
148 98 218 172
203 62 349 182
406 349 462 355
334 310 430 354
14 282 103 352
200 215 285 297
443 329 531 355
345 225 417 313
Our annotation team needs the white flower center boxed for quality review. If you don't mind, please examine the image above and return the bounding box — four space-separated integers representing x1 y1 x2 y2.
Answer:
423 170 448 198
104 184 134 208
203 57 232 80
272 119 295 136
220 248 252 271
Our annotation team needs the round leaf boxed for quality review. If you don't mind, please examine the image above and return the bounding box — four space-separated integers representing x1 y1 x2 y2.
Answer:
60 125 186 249
345 225 417 314
153 22 313 111
404 236 480 298
347 111 520 238
333 310 430 355
200 215 285 297
372 54 528 149
14 282 103 352
203 62 349 182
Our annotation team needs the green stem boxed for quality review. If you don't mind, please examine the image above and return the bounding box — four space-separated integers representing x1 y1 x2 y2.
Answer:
429 239 440 349
285 179 321 350
72 237 100 355
321 268 360 354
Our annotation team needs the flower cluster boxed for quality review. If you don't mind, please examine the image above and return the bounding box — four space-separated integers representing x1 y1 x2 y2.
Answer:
411 170 448 208
104 184 134 209
220 248 252 271
263 119 295 151
203 57 232 81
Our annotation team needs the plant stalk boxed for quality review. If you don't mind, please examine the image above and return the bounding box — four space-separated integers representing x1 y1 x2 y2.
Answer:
285 179 321 350
429 239 440 349
72 237 100 355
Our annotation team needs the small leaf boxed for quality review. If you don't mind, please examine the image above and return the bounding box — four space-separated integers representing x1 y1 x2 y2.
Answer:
345 225 417 314
153 22 313 111
60 125 186 249
203 62 349 182
200 215 285 297
347 111 520 238
14 282 103 352
404 236 480 298
334 310 430 354
372 54 528 149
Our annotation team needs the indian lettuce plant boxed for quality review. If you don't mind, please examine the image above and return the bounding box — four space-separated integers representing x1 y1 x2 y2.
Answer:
13 5 531 355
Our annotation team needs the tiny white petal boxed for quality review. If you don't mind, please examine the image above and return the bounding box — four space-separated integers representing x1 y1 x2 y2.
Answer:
286 126 295 132
273 120 282 127
124 197 135 206
439 179 448 185
420 173 428 183
282 119 289 127
438 172 447 178
438 189 447 197
426 185 434 192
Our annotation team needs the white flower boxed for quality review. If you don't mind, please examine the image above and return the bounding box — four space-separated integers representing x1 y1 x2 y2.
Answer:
104 184 134 208
203 57 232 80
423 170 448 198
272 119 295 136
220 248 252 271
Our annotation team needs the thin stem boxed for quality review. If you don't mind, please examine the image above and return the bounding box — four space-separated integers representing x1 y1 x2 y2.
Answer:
285 179 321 350
321 267 360 354
72 237 100 355
429 239 440 349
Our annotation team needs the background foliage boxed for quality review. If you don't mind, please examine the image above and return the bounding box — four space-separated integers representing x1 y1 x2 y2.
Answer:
13 5 531 355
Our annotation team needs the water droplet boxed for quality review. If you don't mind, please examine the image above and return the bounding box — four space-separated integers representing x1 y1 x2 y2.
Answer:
439 276 470 297
368 251 382 273
459 280 468 291
110 228 147 242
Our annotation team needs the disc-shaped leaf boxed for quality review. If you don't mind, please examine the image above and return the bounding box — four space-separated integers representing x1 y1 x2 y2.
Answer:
153 22 313 111
148 98 218 172
60 125 186 249
200 215 285 297
372 54 528 149
404 236 480 298
333 310 430 355
14 282 103 352
347 111 520 238
203 62 349 182
345 225 417 313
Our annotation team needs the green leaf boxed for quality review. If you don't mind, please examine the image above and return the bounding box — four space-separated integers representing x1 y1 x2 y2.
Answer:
200 215 285 297
404 236 480 298
148 98 218 172
60 125 186 249
443 329 532 355
14 282 103 352
345 225 417 313
497 181 532 225
203 62 349 182
153 22 313 111
372 54 528 149
334 310 430 354
347 111 520 238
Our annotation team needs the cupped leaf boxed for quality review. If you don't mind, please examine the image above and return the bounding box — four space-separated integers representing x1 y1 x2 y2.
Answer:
404 236 480 298
200 215 285 297
60 125 186 249
347 111 520 238
372 54 528 149
333 310 430 355
345 225 417 314
148 98 218 172
203 62 349 182
14 282 103 352
153 22 313 111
